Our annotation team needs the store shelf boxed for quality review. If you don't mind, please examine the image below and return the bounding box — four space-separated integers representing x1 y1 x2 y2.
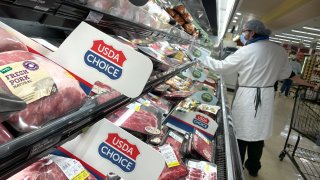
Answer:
0 0 200 46
285 144 320 180
0 60 196 179
216 77 244 180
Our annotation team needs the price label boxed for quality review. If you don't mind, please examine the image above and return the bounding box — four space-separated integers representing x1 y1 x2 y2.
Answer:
50 155 90 180
137 98 151 107
159 145 180 168
126 102 141 112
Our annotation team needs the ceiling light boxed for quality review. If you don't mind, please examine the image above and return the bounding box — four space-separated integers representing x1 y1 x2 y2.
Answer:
232 20 237 23
269 40 282 44
234 17 238 19
275 35 312 42
292 30 320 37
236 12 242 16
282 33 314 40
303 26 320 32
270 37 290 42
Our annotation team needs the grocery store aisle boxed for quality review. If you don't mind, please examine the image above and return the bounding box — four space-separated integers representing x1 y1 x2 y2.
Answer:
226 91 312 180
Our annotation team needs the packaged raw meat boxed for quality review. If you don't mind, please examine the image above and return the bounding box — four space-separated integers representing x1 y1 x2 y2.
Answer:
164 91 195 101
160 130 184 152
174 5 186 15
176 98 201 112
0 123 13 145
106 103 161 137
157 144 188 180
190 130 213 162
141 93 172 114
197 104 220 119
8 155 97 180
152 84 170 95
86 0 115 13
165 76 192 91
184 159 217 180
89 81 121 105
0 92 26 122
0 28 28 52
0 51 86 132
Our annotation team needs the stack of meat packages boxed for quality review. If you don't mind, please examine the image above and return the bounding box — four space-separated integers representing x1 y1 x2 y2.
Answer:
0 27 86 144
166 5 200 38
153 128 216 180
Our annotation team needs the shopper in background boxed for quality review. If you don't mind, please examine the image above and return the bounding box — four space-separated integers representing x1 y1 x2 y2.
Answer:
199 19 293 177
280 52 304 96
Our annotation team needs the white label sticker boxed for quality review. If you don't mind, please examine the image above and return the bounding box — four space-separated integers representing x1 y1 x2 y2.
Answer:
159 144 180 168
137 98 151 107
50 155 90 180
168 131 183 143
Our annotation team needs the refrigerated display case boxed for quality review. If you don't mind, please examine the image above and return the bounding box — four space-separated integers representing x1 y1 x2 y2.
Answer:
0 0 243 179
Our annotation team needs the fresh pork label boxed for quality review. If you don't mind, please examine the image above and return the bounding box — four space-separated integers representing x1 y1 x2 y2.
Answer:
84 40 127 80
98 133 140 172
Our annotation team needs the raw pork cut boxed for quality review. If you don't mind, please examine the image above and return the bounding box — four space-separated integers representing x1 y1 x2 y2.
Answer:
192 131 213 162
0 28 28 52
8 155 96 180
89 81 121 105
0 123 13 144
157 145 188 180
0 51 86 132
164 91 194 101
107 106 159 135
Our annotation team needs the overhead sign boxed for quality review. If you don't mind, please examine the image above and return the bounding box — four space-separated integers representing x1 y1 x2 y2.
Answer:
49 22 153 98
60 119 165 180
165 111 218 140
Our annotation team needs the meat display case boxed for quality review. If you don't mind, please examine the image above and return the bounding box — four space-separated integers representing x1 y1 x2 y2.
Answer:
0 1 244 179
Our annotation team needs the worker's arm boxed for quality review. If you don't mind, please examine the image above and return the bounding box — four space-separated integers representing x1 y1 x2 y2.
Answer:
290 75 317 88
200 49 244 75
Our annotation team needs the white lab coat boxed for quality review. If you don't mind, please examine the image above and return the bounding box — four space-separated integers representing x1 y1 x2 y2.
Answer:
202 40 292 141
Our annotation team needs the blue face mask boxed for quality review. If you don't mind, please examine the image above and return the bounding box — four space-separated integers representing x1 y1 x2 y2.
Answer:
240 33 247 45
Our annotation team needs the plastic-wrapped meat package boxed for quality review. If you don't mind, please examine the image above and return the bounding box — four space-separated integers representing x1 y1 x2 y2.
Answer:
86 0 115 13
0 51 86 132
152 84 170 95
157 144 188 180
0 123 13 145
89 81 121 105
142 93 172 114
184 160 217 180
191 130 213 162
106 103 161 136
161 130 184 152
109 0 135 21
0 28 28 52
164 91 194 101
0 92 26 122
8 155 97 180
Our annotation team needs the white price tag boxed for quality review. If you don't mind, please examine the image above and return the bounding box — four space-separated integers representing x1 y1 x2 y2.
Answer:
159 145 180 168
137 98 151 107
50 155 89 180
169 131 183 143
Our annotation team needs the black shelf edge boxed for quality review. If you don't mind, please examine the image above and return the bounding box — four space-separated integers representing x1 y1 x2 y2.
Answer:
0 60 196 179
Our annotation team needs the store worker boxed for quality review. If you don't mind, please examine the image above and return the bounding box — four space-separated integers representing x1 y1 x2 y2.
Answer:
199 19 302 177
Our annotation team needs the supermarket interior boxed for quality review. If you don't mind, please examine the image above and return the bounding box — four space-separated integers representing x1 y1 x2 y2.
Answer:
0 0 319 180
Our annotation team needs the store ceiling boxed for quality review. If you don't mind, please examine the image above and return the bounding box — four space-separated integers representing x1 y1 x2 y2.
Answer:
229 0 320 48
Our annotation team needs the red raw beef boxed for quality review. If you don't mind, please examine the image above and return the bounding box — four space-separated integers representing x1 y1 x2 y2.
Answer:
164 91 194 101
192 132 213 162
0 28 28 52
143 94 172 114
96 91 121 105
0 123 13 144
107 108 158 134
157 145 188 180
0 51 86 132
8 156 96 180
165 136 182 152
